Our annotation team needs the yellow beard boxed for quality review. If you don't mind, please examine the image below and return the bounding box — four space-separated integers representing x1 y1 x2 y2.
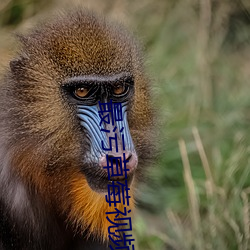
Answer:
68 174 135 242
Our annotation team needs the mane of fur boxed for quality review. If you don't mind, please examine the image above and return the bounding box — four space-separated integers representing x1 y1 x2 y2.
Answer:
0 9 153 247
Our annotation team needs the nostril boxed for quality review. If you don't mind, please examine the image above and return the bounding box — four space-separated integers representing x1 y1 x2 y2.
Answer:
100 152 138 169
107 153 132 164
99 152 138 179
126 153 132 161
107 155 120 166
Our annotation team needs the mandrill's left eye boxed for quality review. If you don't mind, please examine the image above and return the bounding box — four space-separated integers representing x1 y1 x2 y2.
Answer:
113 84 126 96
74 87 89 98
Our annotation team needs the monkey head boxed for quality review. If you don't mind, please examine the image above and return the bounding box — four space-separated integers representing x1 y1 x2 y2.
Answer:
0 10 153 241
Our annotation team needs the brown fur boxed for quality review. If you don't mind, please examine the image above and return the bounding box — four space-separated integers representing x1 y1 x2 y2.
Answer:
0 9 153 248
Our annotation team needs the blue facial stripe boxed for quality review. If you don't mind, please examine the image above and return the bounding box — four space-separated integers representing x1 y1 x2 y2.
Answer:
78 106 107 159
77 103 135 160
116 105 134 152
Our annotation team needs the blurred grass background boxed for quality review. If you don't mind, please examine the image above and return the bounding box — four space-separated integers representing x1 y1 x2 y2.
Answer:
1 0 250 249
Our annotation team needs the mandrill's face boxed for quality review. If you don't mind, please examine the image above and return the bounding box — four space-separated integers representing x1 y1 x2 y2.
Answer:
62 72 138 193
3 10 153 239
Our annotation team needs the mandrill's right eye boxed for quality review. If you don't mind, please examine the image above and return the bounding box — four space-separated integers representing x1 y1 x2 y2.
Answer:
74 87 89 99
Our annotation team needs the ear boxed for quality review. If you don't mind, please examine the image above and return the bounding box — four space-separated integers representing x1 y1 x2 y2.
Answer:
10 58 21 73
9 57 27 76
10 34 29 73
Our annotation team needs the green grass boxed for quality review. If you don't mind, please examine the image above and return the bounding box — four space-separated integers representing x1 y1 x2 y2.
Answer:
133 1 250 249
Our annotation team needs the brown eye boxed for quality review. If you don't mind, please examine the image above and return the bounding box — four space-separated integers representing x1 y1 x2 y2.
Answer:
75 87 89 98
113 85 125 95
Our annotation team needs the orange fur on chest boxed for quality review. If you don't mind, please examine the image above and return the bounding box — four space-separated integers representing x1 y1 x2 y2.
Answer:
68 174 135 241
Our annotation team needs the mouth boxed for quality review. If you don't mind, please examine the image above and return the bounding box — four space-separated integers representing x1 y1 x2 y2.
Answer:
107 173 133 184
81 163 135 193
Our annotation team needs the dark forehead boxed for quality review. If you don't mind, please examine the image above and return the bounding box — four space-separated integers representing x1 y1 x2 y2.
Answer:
63 72 133 86
21 10 137 77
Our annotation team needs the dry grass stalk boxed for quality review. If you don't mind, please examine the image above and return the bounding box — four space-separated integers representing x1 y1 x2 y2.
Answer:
179 139 203 249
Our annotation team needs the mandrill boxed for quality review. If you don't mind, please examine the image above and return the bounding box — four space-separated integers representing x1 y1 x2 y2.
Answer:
0 9 153 250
